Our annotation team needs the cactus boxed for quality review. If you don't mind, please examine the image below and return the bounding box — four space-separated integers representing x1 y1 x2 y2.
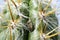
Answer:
29 0 58 40
0 0 59 40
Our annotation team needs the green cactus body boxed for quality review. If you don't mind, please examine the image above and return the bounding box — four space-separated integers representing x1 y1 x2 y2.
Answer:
29 0 58 40
0 0 59 40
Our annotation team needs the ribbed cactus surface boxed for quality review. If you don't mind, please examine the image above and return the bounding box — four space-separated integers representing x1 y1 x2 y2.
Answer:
0 0 59 40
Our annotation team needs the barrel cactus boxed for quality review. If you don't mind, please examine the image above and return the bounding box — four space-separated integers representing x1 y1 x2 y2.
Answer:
0 0 59 40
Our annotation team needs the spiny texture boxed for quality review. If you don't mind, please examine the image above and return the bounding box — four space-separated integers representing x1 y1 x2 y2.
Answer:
29 0 58 40
0 0 59 40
